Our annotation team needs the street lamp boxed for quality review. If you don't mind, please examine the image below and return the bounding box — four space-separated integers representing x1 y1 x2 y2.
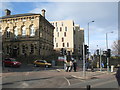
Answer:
88 20 94 57
106 31 113 72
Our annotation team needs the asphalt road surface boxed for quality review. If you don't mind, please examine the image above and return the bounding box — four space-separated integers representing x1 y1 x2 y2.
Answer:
2 67 119 89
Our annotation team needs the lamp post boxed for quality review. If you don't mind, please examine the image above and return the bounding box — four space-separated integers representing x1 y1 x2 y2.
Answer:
88 21 94 58
106 31 113 72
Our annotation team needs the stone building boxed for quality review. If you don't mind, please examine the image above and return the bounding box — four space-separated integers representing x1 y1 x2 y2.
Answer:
0 9 54 63
50 20 84 59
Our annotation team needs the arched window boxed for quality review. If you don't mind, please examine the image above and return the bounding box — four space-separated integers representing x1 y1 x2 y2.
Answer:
14 27 18 36
6 46 10 54
22 45 25 54
21 26 26 36
30 25 35 36
6 27 10 38
30 44 34 54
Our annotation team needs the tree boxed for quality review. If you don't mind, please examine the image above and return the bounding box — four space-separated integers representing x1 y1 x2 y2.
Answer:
112 40 120 55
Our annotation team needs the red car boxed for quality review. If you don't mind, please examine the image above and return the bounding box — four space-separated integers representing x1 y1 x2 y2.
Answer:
3 58 21 67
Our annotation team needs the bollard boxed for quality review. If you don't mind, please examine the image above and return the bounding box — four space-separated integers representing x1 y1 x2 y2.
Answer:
87 85 91 90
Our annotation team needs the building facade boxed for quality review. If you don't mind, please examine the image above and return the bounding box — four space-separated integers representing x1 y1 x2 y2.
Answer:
50 20 84 59
0 9 54 62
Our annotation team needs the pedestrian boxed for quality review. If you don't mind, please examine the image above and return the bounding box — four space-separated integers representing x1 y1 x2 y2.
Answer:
69 60 73 72
66 60 70 72
101 61 104 68
73 60 77 72
116 67 120 90
85 61 89 71
91 61 94 72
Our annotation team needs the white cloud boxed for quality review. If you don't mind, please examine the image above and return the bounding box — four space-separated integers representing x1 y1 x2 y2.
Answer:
1 2 118 54
29 2 118 53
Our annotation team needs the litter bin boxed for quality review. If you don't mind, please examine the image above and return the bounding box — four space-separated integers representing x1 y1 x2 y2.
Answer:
111 65 114 72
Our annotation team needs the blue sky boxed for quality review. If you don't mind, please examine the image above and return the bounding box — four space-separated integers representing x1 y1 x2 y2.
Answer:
1 1 118 54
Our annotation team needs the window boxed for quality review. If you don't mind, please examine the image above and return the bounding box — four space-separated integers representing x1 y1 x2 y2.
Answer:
73 22 74 26
14 27 18 36
61 22 63 26
64 32 66 37
63 43 65 47
62 37 64 42
56 27 58 32
0 27 1 32
74 44 76 48
30 25 35 36
55 38 56 42
56 43 58 47
60 27 62 32
22 18 26 22
21 26 26 36
74 30 75 35
22 45 25 54
56 22 57 27
6 46 10 54
67 43 69 47
30 17 34 21
57 32 59 37
65 27 67 31
0 27 2 36
6 27 10 38
30 44 34 54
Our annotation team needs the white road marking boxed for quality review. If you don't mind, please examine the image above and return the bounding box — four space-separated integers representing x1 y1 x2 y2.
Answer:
64 77 71 86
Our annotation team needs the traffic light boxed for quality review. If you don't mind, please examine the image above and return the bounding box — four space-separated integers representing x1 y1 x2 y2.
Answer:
96 49 99 55
60 48 64 55
60 48 67 55
107 49 111 57
84 45 89 55
103 51 107 56
64 49 67 55
67 51 70 55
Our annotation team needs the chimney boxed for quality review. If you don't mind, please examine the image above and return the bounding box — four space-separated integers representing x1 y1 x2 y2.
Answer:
5 9 11 16
41 9 46 18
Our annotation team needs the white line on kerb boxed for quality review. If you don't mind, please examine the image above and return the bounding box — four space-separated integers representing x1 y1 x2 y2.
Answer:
64 77 71 86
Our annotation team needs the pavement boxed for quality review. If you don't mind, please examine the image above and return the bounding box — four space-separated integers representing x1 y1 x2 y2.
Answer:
55 68 116 80
2 64 117 81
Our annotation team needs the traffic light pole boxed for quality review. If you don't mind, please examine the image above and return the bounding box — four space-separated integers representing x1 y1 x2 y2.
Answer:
83 43 85 77
106 33 110 72
63 48 67 70
100 48 102 72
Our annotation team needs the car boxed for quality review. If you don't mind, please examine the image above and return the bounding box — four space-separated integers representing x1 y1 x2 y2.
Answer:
33 60 52 68
3 58 21 67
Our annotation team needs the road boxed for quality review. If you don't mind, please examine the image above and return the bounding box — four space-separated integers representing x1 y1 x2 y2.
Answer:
2 65 119 89
64 73 118 88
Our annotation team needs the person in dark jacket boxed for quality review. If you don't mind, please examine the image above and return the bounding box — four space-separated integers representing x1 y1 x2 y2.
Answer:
116 67 120 89
73 60 77 72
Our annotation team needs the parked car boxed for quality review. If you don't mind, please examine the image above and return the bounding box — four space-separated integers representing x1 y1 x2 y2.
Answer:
3 58 21 67
33 60 52 68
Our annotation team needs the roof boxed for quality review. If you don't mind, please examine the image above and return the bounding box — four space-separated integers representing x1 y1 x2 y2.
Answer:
0 13 40 19
0 13 54 28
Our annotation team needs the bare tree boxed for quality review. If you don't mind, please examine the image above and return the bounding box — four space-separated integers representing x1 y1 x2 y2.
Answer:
112 40 120 55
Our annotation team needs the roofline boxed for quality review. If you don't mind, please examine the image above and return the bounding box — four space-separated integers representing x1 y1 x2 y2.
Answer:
0 13 40 19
